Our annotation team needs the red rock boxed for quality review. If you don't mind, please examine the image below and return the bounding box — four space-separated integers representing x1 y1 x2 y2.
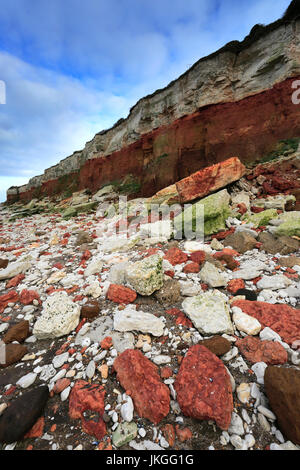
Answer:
162 424 175 447
53 263 64 270
236 336 288 365
113 349 170 425
82 418 107 441
189 250 206 265
251 206 265 213
0 290 19 314
106 284 137 305
101 336 113 350
6 274 25 289
237 203 247 215
164 247 188 266
3 320 29 344
174 345 233 430
232 300 300 345
52 378 71 394
212 227 235 240
183 262 200 273
20 290 41 306
164 270 175 278
69 380 106 440
213 253 239 270
160 366 173 379
166 308 193 328
175 425 193 442
264 366 300 445
227 278 245 294
175 157 246 203
23 417 45 439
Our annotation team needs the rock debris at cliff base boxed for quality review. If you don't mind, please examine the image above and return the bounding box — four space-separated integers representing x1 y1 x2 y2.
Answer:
0 152 300 451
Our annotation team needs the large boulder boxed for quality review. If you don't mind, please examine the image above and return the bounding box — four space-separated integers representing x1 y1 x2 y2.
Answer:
174 345 233 430
175 157 245 204
113 349 170 425
33 291 81 339
174 189 231 237
264 366 300 445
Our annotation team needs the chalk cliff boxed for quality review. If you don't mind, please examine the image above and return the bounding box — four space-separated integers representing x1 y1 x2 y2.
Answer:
6 1 300 203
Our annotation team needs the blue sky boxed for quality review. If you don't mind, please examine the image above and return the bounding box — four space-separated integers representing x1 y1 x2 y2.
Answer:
0 0 291 201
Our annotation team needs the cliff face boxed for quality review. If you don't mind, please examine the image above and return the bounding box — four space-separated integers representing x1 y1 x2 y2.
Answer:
7 8 300 203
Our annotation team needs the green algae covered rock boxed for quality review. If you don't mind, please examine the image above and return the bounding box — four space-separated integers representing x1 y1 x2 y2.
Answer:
173 189 231 238
243 209 278 228
125 254 164 296
275 212 300 237
62 202 97 220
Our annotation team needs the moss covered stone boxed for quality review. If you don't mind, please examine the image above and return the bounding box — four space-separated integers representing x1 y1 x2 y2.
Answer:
125 254 164 296
174 189 231 238
243 209 278 228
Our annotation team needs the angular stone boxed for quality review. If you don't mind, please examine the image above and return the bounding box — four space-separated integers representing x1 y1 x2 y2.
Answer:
106 284 137 305
113 349 170 424
175 157 246 204
3 320 29 344
232 307 261 335
112 422 138 448
264 366 300 445
278 256 300 268
201 336 231 356
236 336 288 365
154 279 181 305
33 291 81 339
19 289 41 306
0 343 28 368
232 300 300 345
114 305 164 337
182 290 233 335
174 345 233 430
256 274 292 290
125 254 163 296
0 386 49 443
227 279 245 294
0 258 32 280
199 262 227 288
84 258 103 277
224 232 257 254
0 290 19 314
